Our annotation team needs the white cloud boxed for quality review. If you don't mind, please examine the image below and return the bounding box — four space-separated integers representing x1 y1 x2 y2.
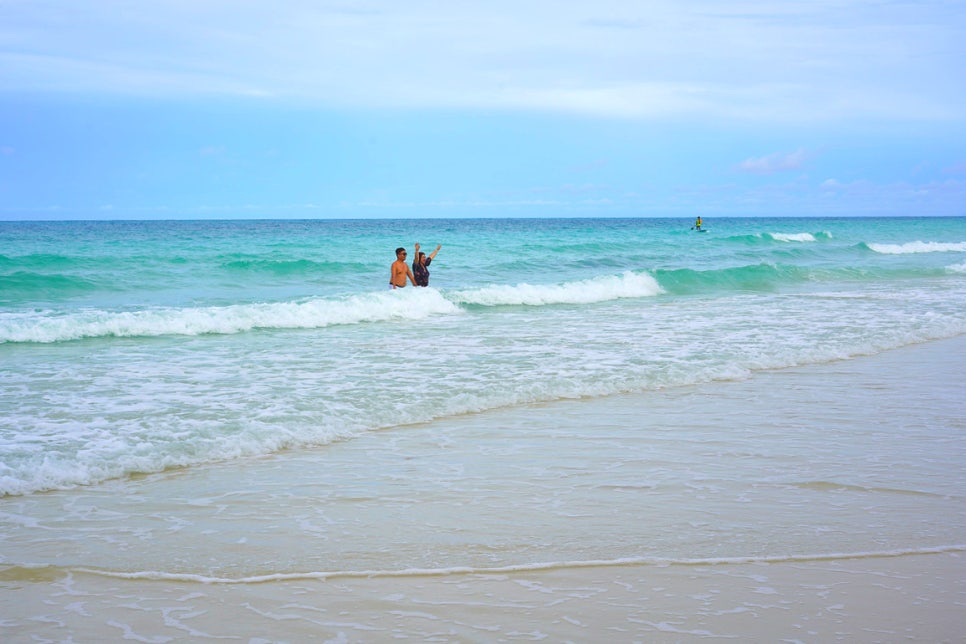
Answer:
0 1 963 121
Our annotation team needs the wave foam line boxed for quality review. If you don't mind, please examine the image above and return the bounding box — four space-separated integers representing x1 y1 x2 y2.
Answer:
72 545 966 585
451 271 663 307
867 241 966 254
767 232 823 243
0 289 462 343
726 231 831 244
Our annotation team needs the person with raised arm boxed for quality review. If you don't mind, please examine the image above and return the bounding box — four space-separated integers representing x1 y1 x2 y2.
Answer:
412 242 442 287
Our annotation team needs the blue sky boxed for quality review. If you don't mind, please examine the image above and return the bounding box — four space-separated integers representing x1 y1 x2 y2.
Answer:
1 0 964 219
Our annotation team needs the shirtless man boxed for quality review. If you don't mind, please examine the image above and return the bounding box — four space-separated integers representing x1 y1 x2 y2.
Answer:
390 247 417 288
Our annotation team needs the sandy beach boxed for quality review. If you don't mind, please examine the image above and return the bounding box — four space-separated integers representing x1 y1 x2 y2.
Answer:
3 335 965 642
7 550 963 642
4 0 966 636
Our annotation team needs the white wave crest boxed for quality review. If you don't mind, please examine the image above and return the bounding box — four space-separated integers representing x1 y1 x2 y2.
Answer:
768 232 817 242
0 289 462 343
868 241 966 255
947 262 966 273
451 271 663 307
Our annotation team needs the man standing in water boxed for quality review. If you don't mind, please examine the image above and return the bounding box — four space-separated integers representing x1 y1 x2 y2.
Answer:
412 242 441 287
390 247 417 289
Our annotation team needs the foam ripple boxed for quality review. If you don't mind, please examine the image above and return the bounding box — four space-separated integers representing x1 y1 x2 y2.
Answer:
64 545 966 584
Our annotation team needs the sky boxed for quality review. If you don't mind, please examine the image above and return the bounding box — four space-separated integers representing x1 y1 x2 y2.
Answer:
1 0 965 220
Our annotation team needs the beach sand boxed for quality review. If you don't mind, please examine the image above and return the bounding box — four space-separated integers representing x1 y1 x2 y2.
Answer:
6 551 963 642
3 336 965 642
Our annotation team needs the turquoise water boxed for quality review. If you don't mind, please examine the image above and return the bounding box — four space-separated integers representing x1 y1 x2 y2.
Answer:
1 216 965 496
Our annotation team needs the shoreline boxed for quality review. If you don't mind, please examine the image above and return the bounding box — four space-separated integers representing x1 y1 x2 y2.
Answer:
5 550 964 641
3 335 965 641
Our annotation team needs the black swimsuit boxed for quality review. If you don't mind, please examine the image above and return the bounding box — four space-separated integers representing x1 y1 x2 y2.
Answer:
413 257 432 287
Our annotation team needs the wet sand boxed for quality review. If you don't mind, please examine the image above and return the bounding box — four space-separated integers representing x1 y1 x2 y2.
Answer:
4 549 964 641
2 336 965 642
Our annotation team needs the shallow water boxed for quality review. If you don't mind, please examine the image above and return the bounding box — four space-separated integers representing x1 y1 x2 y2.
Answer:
2 216 965 640
2 217 965 496
3 337 963 578
1 337 964 641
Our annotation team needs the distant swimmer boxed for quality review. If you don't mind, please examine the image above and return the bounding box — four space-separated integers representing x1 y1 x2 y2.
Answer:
412 242 441 287
390 247 417 289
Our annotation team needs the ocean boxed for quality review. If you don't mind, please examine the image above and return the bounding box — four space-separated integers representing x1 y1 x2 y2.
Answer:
2 216 965 641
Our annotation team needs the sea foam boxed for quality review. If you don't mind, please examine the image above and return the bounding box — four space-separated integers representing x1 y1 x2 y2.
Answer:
767 232 819 242
868 241 966 254
0 289 462 343
450 271 663 306
72 544 966 584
